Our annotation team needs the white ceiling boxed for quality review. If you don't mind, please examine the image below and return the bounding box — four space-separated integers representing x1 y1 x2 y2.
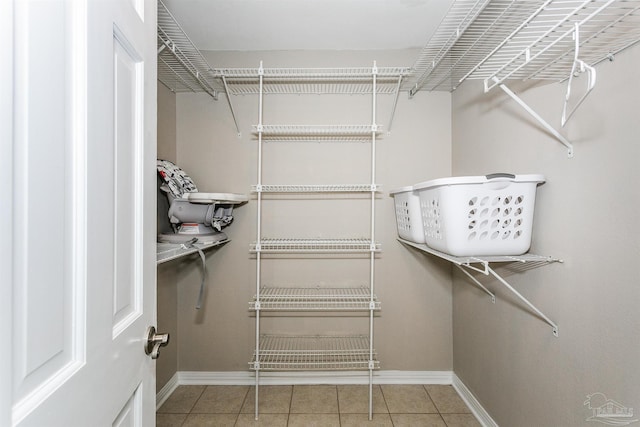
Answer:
161 0 455 51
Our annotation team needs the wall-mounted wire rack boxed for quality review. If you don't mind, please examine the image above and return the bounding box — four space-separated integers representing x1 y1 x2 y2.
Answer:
155 6 409 131
398 238 562 337
157 0 219 98
158 0 640 155
405 0 640 93
250 287 381 311
404 0 493 95
158 0 640 98
251 335 379 371
212 67 410 95
156 239 228 264
230 66 406 134
403 0 640 157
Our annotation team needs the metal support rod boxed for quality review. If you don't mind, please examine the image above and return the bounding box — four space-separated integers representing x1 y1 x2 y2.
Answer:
371 62 377 244
368 231 375 421
486 266 559 337
455 265 496 303
255 62 264 421
368 61 377 422
497 82 574 158
369 369 373 421
254 248 261 422
386 75 403 133
254 370 260 421
221 75 242 137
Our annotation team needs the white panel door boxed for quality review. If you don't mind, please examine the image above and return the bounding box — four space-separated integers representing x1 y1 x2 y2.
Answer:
1 0 15 426
10 0 158 426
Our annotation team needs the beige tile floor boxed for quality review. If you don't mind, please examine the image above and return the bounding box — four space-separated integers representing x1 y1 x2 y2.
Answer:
157 384 482 426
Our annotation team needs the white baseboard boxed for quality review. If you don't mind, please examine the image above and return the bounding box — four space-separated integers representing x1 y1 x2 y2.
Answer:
156 370 495 427
452 373 498 427
156 372 179 410
175 370 453 386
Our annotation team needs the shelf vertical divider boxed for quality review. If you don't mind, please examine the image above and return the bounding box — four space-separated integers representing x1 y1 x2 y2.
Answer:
368 61 378 422
254 61 264 421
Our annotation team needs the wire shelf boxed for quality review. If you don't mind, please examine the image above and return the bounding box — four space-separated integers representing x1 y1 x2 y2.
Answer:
254 125 382 142
158 0 640 97
251 335 379 371
157 0 221 97
251 238 381 253
397 238 561 336
252 184 379 193
397 238 559 269
250 287 380 311
406 0 640 92
156 239 229 264
213 67 410 95
405 0 492 93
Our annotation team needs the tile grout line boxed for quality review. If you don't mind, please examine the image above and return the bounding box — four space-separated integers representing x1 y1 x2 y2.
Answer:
233 386 251 427
287 385 293 426
378 384 395 426
335 385 341 426
189 385 207 415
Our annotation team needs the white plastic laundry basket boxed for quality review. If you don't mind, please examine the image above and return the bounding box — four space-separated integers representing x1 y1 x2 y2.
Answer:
413 174 545 256
389 185 425 243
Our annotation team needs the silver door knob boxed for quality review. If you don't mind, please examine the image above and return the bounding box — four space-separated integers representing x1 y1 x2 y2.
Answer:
145 326 170 359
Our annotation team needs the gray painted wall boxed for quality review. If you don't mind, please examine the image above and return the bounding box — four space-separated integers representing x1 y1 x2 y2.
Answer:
451 43 640 426
171 49 454 374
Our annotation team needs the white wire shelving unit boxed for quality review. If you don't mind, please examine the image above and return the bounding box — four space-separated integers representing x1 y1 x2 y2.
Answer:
250 61 382 421
156 0 221 98
398 238 562 337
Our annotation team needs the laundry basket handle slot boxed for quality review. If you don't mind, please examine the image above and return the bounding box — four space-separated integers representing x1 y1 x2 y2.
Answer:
485 173 515 180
